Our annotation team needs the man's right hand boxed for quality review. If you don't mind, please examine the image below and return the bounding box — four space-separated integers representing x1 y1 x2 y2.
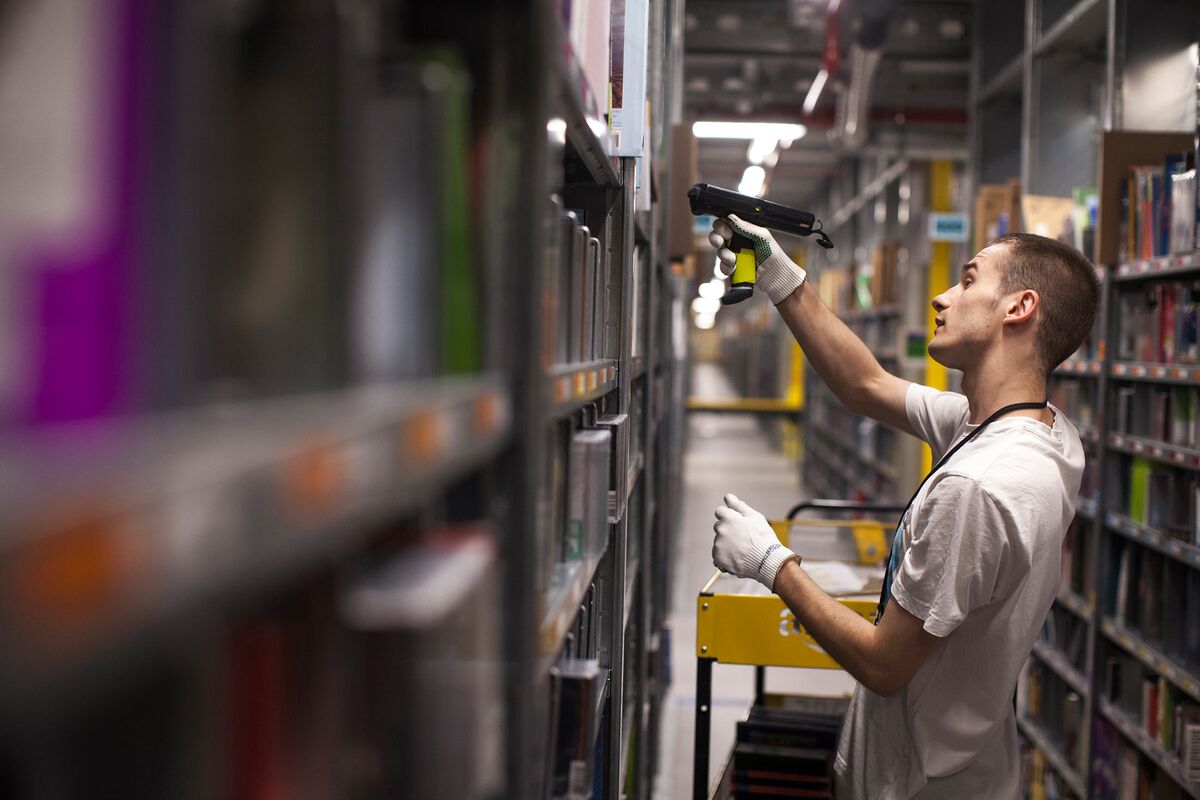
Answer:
708 215 807 306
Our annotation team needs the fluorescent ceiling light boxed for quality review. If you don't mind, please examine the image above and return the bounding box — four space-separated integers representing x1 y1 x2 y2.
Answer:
802 68 828 115
694 313 716 330
746 135 778 165
692 121 807 140
698 279 725 299
738 165 766 197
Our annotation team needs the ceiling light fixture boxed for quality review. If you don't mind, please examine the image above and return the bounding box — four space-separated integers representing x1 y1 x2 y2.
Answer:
692 121 807 140
738 165 767 197
746 135 779 165
802 67 828 114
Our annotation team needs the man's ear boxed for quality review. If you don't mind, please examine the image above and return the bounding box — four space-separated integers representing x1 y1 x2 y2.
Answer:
1004 289 1039 326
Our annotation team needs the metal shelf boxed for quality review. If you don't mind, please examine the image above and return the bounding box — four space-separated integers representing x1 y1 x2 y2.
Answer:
623 557 640 641
1108 431 1200 470
538 549 607 668
555 43 619 187
1110 361 1200 385
1113 250 1200 282
840 304 902 323
1054 357 1104 376
1031 639 1090 696
827 159 910 232
1035 0 1107 56
1099 617 1200 703
977 54 1024 105
809 425 897 482
1104 511 1200 569
0 375 511 706
1016 714 1087 799
1055 586 1094 622
548 359 619 418
1096 697 1200 798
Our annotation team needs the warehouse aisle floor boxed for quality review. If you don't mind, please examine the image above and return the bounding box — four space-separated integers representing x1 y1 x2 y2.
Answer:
653 363 855 799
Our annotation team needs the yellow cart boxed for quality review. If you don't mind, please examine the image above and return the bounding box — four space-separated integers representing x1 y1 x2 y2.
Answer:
693 500 902 800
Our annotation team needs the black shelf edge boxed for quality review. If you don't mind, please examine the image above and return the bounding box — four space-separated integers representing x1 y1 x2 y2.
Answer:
1053 357 1105 377
1056 586 1094 622
1034 0 1107 56
1099 617 1200 703
0 376 512 708
1108 431 1200 471
1104 511 1200 569
840 304 902 323
1096 697 1200 798
1031 639 1090 696
1110 361 1200 386
1113 251 1200 283
538 546 609 670
977 54 1024 105
548 359 619 418
1016 714 1087 798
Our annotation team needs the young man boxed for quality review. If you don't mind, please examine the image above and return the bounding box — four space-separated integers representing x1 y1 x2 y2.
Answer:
706 216 1099 799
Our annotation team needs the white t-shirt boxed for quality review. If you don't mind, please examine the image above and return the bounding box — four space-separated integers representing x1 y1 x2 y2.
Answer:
833 383 1084 800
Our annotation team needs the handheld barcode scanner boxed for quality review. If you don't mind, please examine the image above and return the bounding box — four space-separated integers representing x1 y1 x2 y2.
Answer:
687 183 834 305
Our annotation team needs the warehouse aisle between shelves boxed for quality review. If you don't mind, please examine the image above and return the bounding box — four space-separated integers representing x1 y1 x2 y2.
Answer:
653 363 854 799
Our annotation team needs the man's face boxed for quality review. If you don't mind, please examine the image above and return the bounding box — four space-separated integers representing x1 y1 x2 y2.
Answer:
927 244 1009 370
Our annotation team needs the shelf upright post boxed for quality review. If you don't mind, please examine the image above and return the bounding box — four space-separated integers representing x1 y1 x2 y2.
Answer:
1020 0 1039 192
607 155 637 798
502 1 555 796
1104 0 1122 131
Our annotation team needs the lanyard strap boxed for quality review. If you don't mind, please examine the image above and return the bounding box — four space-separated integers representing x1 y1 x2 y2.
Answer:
874 400 1049 623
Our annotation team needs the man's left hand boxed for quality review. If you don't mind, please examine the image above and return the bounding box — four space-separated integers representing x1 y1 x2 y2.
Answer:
713 494 797 592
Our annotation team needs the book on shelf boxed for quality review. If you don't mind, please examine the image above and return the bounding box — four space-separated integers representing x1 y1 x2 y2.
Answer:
1171 169 1198 256
1188 569 1200 674
568 428 612 564
550 658 603 800
1116 280 1200 365
1091 717 1119 800
1121 153 1194 263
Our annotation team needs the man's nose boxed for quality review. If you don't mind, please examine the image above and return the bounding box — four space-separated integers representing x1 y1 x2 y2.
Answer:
931 293 948 313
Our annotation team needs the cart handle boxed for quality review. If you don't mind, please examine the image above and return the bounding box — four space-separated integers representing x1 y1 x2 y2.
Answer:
786 499 906 520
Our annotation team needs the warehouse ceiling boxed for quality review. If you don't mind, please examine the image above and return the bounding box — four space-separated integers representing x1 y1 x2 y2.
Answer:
683 0 973 212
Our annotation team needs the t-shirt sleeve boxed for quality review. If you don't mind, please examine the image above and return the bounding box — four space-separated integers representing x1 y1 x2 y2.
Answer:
905 383 971 460
889 474 1013 638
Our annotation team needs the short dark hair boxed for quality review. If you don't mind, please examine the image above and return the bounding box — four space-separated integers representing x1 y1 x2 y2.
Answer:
988 233 1100 374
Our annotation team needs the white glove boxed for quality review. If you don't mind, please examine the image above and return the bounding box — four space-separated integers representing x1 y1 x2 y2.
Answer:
712 494 797 592
707 215 807 306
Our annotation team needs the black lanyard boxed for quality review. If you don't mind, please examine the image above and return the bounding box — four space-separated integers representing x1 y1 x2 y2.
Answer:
875 399 1049 623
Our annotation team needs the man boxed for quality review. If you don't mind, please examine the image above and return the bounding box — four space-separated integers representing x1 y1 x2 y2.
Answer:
706 215 1099 799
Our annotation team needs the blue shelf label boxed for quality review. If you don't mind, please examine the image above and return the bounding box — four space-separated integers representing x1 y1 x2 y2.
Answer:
929 212 968 242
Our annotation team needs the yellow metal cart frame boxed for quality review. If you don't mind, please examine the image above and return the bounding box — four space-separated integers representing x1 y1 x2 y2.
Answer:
692 500 902 800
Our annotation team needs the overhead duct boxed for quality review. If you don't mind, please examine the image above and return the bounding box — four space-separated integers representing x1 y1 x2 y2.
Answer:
833 0 894 152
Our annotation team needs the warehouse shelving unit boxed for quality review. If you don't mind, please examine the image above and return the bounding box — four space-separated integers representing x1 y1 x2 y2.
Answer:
801 156 963 505
0 1 685 798
972 1 1200 793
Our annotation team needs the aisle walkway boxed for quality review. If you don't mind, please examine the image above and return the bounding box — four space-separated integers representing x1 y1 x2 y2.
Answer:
653 363 855 799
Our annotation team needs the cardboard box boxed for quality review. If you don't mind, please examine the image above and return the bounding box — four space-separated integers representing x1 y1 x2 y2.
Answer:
668 124 698 259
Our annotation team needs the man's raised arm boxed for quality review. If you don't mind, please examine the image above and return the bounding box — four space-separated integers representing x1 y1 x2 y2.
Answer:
710 216 915 436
